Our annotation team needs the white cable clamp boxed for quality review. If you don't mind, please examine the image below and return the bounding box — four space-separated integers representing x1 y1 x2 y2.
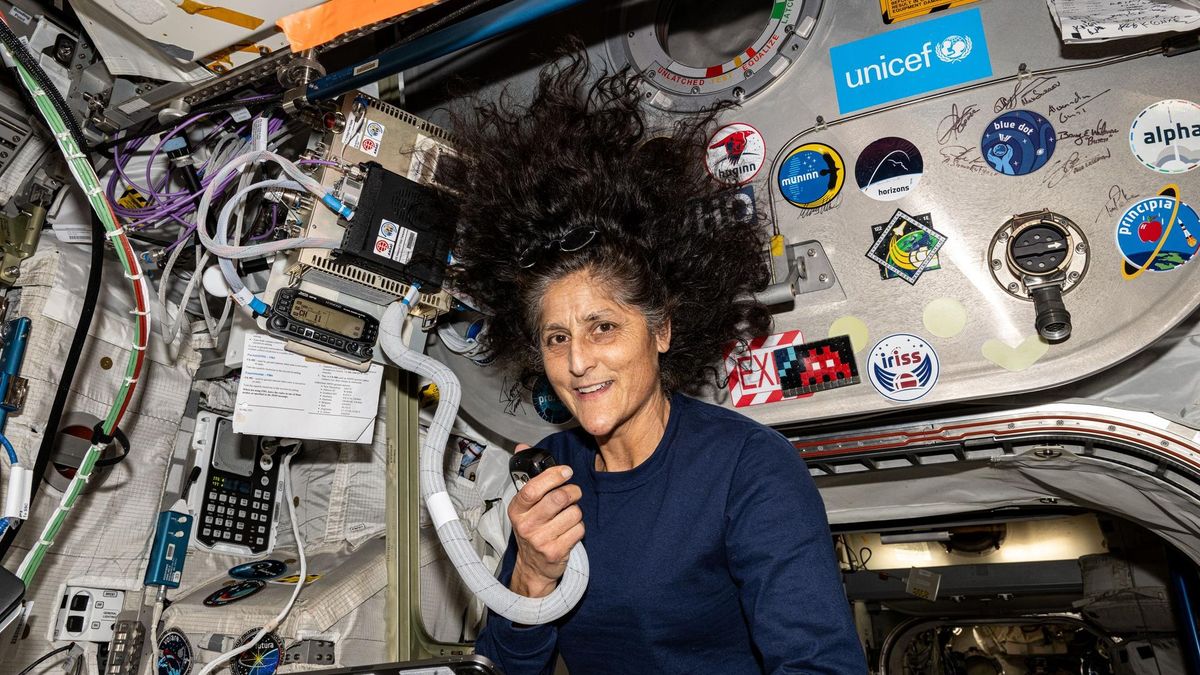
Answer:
122 376 140 387
129 340 148 352
3 466 32 520
123 271 144 281
426 491 460 530
105 227 126 239
129 309 150 317
83 184 103 196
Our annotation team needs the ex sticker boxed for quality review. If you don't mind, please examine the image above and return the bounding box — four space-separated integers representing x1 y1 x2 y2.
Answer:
778 143 845 209
981 110 1057 176
706 123 765 185
866 210 946 284
723 330 813 407
1129 99 1200 174
867 333 940 403
1116 185 1200 278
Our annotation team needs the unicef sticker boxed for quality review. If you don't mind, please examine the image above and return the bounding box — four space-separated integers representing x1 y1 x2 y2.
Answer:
533 375 572 424
935 35 973 62
706 123 765 185
1129 99 1200 174
867 333 940 403
855 137 924 201
1116 187 1200 278
778 143 845 209
980 110 1057 176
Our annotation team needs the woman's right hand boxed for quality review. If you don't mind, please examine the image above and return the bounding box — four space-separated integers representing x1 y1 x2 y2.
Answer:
508 443 585 598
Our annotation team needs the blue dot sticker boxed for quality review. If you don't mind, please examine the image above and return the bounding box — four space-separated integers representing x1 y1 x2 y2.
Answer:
777 143 845 208
980 110 1057 176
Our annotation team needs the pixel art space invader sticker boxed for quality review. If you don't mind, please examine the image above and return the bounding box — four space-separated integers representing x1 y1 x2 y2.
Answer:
772 335 860 397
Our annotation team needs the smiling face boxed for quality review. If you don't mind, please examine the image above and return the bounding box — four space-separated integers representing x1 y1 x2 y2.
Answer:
537 270 671 444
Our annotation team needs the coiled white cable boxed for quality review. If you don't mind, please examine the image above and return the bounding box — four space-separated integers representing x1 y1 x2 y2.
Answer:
378 292 589 625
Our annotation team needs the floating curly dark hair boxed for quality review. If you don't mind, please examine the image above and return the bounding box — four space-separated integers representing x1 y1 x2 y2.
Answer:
446 49 771 394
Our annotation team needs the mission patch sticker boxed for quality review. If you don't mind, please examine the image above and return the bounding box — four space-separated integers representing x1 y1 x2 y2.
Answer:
706 123 765 185
981 110 1057 176
866 210 946 284
867 333 940 403
778 143 845 209
855 136 924 201
1116 186 1200 278
1129 99 1200 174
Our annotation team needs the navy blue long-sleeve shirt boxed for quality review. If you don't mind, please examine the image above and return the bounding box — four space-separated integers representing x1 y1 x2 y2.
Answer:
475 393 866 674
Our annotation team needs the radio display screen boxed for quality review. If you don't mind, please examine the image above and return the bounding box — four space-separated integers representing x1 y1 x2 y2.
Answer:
289 297 365 339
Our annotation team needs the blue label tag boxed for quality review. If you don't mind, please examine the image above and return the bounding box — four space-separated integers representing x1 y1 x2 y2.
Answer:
830 8 992 115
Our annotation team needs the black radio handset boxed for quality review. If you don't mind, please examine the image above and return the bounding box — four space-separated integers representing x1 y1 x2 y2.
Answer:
509 448 558 491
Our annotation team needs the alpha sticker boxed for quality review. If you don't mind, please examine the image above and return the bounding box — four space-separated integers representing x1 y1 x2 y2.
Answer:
723 330 813 407
867 333 940 403
1116 185 1200 278
358 120 385 157
228 559 287 580
778 143 845 209
856 136 924 201
532 375 572 424
202 580 264 607
772 335 860 397
880 0 981 24
830 8 991 114
866 210 946 284
1129 99 1200 174
981 110 1057 176
706 123 765 185
157 629 193 675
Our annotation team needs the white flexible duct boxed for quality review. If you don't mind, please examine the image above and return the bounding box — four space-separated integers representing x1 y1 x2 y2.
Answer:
379 293 589 624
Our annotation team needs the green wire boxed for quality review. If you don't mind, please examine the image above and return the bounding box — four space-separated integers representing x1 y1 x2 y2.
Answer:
7 54 148 586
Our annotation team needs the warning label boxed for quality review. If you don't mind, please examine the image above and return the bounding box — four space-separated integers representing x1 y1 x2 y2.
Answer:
880 0 979 24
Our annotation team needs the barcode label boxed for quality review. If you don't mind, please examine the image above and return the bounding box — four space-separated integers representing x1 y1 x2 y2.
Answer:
395 227 417 264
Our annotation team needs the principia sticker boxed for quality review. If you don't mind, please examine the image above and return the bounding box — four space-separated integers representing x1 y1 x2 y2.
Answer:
867 333 940 403
1116 184 1200 278
1129 99 1200 174
706 123 765 185
723 330 813 407
778 143 845 209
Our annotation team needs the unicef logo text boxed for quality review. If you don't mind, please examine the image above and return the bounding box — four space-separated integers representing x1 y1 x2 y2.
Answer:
935 35 972 63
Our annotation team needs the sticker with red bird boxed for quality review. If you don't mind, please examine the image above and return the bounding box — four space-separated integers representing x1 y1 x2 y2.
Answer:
706 123 765 185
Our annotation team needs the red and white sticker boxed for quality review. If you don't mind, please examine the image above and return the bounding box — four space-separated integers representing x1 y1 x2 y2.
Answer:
359 120 385 157
722 329 812 407
706 123 765 185
374 237 394 257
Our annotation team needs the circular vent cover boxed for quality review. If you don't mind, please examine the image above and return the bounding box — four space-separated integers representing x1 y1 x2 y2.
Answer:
607 0 823 111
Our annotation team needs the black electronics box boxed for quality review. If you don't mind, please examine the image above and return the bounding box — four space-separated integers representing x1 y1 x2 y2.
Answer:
337 162 455 291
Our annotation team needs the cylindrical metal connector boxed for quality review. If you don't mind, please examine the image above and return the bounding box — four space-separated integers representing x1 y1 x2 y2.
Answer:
1030 284 1071 343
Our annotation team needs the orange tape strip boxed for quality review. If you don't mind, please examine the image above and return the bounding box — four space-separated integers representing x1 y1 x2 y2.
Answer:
278 0 440 52
177 0 264 30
